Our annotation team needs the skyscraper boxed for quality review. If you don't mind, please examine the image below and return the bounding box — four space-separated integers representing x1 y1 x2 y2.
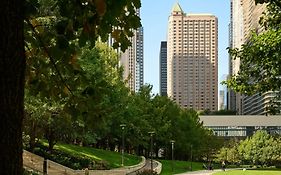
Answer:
219 90 226 110
228 0 245 114
167 3 218 111
120 9 144 92
159 41 167 96
228 0 274 115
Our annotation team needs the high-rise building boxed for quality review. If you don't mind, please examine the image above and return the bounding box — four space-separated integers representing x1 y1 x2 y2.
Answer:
228 0 275 115
219 74 228 110
219 90 226 110
167 3 218 111
228 0 245 114
159 41 167 96
120 9 144 92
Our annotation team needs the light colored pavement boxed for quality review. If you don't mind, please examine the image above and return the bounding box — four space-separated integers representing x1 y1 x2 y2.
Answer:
127 159 158 175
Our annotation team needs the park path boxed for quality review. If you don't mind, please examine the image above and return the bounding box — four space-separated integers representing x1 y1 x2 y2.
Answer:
127 159 158 175
175 169 222 175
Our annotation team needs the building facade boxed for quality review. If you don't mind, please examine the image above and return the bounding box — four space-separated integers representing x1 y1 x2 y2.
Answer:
159 41 167 96
228 0 244 114
120 9 144 92
200 115 281 137
228 0 277 115
219 90 226 110
167 3 218 111
240 0 266 115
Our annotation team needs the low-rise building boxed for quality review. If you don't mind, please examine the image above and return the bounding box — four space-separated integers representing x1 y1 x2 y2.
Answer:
200 115 281 137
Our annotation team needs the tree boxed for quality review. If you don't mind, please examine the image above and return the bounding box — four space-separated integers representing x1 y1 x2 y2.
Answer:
0 0 141 173
0 0 25 174
24 92 48 150
199 109 237 115
224 0 281 95
238 130 281 166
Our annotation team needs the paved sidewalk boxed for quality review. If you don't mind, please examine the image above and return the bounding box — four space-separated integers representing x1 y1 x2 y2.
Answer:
127 159 158 175
175 169 222 175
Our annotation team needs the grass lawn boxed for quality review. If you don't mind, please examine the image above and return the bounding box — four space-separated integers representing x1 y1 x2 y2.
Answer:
213 169 281 175
159 160 205 175
42 141 141 168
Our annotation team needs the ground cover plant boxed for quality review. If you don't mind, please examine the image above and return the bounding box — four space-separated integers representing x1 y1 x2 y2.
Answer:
32 141 141 170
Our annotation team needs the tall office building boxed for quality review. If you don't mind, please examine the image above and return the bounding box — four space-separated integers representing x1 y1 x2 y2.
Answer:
228 0 274 115
159 41 167 96
228 0 245 114
120 9 144 92
219 90 226 110
219 74 228 110
167 3 218 111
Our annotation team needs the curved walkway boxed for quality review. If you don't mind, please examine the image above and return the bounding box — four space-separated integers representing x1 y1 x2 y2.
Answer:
175 169 223 175
127 159 160 175
23 150 148 175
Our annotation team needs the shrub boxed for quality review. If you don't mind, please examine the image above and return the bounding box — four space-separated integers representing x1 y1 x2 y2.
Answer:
23 168 39 175
31 143 109 170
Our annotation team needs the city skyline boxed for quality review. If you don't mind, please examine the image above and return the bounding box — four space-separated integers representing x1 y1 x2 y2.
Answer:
141 0 230 95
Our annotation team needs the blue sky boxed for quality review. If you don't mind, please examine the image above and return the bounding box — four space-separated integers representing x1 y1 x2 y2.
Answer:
141 0 230 94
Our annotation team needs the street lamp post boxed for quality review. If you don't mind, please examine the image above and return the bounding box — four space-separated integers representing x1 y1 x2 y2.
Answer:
170 140 175 173
120 124 126 166
148 131 155 172
190 144 193 171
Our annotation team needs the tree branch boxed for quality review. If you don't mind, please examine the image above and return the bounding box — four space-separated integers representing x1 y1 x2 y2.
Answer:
26 19 74 96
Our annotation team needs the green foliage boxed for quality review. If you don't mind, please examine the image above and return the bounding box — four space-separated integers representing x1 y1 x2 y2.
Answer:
256 0 281 30
239 130 281 165
215 131 281 166
24 41 219 162
225 29 281 95
22 0 219 165
34 141 141 169
32 143 102 170
215 144 241 165
23 168 39 175
199 109 237 115
25 0 141 51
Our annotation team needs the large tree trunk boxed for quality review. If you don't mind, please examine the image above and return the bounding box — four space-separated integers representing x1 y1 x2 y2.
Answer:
29 120 37 151
0 0 25 174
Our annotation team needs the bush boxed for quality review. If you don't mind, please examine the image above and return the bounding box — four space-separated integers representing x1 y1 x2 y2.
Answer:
32 143 109 170
23 168 39 175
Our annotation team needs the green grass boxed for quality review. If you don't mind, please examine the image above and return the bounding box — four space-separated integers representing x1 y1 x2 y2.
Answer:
159 160 205 175
213 169 281 175
42 141 141 168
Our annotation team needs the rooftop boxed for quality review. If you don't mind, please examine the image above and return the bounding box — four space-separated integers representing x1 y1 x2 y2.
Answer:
171 2 183 13
199 115 281 127
186 13 215 16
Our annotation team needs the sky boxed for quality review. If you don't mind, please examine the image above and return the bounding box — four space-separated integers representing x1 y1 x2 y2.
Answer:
140 0 231 94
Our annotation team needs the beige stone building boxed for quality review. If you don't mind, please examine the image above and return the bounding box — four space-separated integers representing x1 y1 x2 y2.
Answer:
167 3 218 111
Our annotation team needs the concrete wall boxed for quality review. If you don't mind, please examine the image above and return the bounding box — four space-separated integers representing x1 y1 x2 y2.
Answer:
23 150 146 175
